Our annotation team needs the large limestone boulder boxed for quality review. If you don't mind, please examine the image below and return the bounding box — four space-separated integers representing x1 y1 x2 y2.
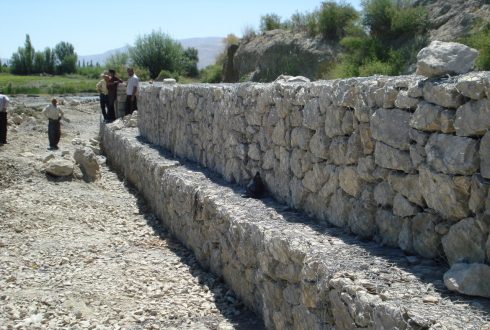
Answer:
442 217 487 265
444 263 490 298
412 0 490 42
232 29 338 82
45 159 74 177
74 147 100 182
416 41 479 78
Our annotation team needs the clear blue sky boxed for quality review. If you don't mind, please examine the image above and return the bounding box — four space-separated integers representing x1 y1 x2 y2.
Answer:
2 0 362 59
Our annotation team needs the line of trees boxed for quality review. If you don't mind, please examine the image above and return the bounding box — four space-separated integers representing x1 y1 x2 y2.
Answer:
6 31 200 81
10 35 78 75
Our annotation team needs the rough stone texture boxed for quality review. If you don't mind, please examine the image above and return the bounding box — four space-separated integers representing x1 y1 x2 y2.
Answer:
411 212 441 259
388 173 425 207
419 165 470 220
410 101 455 133
416 41 479 78
374 142 413 173
422 80 464 109
412 0 490 42
370 108 411 150
45 158 74 177
102 124 490 328
394 90 419 110
442 217 487 265
374 182 395 207
481 131 490 179
73 146 100 182
454 98 490 137
469 175 490 214
444 263 490 298
136 75 490 282
232 29 337 82
393 193 419 217
456 72 490 100
425 133 479 175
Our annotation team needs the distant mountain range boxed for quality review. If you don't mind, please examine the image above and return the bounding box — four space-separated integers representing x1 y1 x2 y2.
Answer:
79 37 225 69
2 37 225 70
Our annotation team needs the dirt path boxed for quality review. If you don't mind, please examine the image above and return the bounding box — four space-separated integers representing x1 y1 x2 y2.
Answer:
0 96 263 329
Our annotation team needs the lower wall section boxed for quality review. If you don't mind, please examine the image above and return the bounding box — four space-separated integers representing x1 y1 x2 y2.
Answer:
101 124 489 329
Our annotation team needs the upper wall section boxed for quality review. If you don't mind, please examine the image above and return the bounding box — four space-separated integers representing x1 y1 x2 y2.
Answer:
137 73 490 265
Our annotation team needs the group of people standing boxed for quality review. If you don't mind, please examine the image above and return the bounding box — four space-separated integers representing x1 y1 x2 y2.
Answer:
0 67 140 150
96 67 139 122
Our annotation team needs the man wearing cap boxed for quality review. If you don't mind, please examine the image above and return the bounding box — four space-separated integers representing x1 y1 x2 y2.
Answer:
0 94 9 145
42 98 64 150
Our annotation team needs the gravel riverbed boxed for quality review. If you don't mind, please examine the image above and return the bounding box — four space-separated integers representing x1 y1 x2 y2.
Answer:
0 95 263 330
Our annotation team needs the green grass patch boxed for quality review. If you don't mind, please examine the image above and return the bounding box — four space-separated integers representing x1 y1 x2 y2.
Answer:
0 73 98 95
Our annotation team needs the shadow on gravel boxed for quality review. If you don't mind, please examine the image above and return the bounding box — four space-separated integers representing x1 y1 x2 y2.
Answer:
116 136 490 321
45 173 74 182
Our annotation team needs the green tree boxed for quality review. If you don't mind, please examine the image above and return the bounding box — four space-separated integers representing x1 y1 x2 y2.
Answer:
130 30 185 79
54 41 77 74
43 48 56 74
24 34 34 74
260 13 283 32
181 47 199 77
318 1 358 40
33 51 45 73
10 34 35 74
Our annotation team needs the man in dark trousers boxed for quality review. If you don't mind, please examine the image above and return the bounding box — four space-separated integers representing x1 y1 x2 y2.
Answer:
107 69 122 121
125 67 139 115
42 98 64 150
0 94 9 145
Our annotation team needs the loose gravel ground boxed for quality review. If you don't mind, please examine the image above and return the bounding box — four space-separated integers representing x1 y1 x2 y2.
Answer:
0 96 264 330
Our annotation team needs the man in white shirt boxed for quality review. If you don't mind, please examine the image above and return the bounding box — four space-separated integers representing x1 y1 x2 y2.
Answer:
125 67 139 116
42 98 64 150
0 94 9 145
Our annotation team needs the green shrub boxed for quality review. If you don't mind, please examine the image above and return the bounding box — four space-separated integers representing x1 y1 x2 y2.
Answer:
390 6 428 36
260 14 283 32
358 60 394 76
200 64 222 83
460 27 490 70
156 70 179 81
318 1 358 40
77 66 103 79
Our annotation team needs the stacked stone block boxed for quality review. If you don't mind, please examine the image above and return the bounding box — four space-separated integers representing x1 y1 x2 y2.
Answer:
138 72 490 271
101 125 490 329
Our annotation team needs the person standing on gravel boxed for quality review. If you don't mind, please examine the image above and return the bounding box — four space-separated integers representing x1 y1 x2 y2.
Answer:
107 69 122 122
96 73 110 122
125 67 139 115
0 94 9 145
42 98 64 150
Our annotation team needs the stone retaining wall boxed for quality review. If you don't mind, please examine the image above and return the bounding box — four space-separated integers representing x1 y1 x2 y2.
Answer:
137 73 490 268
101 124 489 329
